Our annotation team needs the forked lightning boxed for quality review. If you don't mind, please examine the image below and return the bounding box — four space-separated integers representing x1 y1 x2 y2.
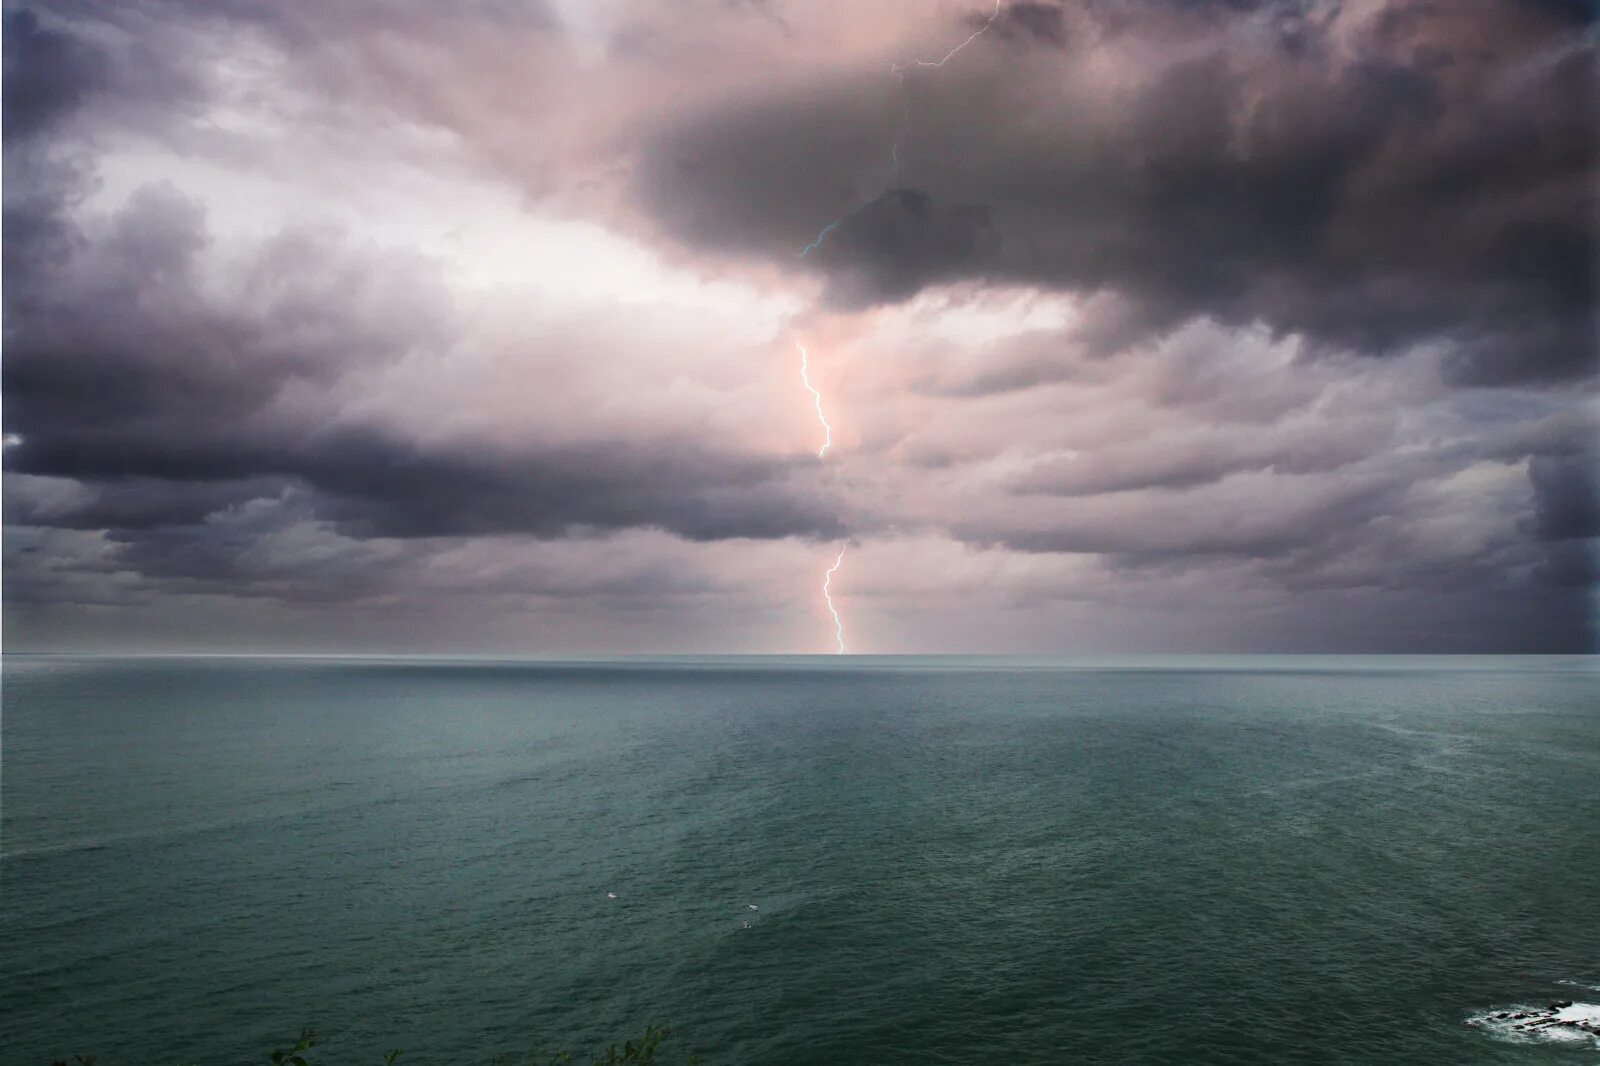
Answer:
889 0 1004 75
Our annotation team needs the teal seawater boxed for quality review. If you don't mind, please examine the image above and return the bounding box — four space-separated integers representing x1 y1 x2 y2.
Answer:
2 655 1597 1064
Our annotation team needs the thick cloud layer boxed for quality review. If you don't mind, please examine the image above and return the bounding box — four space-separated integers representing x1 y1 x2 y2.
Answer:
3 0 1595 653
639 0 1597 384
3 172 838 545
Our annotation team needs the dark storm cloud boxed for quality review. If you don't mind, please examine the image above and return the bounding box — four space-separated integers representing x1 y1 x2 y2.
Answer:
637 69 900 258
987 2 1070 48
7 429 840 544
1527 449 1600 595
5 474 289 531
808 188 1000 306
1535 539 1599 590
1529 452 1600 541
637 0 1597 383
2 8 104 141
1 182 840 547
2 0 1594 652
269 430 841 543
2 182 449 479
2 3 206 147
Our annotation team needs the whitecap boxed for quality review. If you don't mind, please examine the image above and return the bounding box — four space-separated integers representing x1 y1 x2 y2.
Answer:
1467 1001 1600 1046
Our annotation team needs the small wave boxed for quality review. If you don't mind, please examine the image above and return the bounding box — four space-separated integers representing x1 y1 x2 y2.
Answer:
1467 1000 1600 1046
1 838 115 860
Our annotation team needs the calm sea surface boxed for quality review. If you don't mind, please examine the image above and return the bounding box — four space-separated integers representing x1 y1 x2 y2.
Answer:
2 655 1597 1064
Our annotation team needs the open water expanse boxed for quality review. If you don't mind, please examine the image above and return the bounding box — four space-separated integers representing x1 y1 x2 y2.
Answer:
2 654 1597 1064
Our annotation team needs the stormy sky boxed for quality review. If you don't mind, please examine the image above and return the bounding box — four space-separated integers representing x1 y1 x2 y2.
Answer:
3 0 1596 654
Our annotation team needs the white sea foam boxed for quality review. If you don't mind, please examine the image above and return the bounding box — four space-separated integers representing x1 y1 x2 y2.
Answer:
1467 1000 1600 1046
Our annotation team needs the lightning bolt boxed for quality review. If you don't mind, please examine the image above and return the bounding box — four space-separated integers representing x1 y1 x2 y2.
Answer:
798 344 843 647
823 548 847 654
800 219 841 257
889 0 1004 74
796 342 833 458
802 3 1004 254
793 6 1003 656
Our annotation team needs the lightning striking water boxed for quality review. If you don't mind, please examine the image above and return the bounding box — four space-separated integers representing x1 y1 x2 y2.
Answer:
792 6 1003 653
796 342 834 458
890 0 1004 74
798 345 841 643
822 549 847 654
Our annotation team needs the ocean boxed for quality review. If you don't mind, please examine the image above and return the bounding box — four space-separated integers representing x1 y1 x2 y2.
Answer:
2 654 1596 1064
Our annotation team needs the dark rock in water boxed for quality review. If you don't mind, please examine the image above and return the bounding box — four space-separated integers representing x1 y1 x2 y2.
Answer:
1550 1001 1573 1009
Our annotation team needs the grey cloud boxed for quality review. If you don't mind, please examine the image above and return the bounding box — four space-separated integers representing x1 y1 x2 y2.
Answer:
28 0 1592 387
636 0 1597 383
2 8 105 141
2 183 841 549
637 68 900 258
2 0 1594 652
809 188 1000 307
285 430 841 543
965 469 1405 560
1534 538 1599 589
1008 420 1382 497
873 318 1592 624
4 474 288 531
2 3 207 149
986 2 1070 49
1529 452 1600 541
